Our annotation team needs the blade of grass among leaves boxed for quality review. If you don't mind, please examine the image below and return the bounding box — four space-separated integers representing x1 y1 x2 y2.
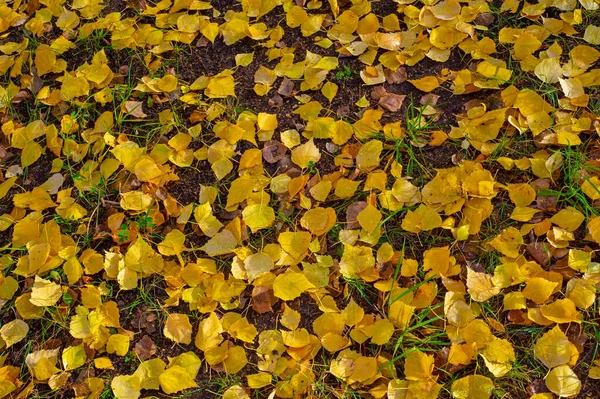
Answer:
1 0 600 398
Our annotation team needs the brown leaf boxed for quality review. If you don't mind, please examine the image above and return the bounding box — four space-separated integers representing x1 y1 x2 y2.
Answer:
125 0 146 11
346 201 367 229
263 140 287 164
564 323 587 352
336 105 350 118
384 67 407 84
0 145 12 163
131 308 158 334
526 242 550 266
526 379 549 396
379 93 406 112
189 110 205 124
196 37 209 47
507 310 527 323
420 93 440 106
475 13 495 26
133 335 157 361
530 178 551 191
549 257 579 280
25 0 40 15
124 101 148 118
252 286 274 314
535 196 558 212
370 86 387 101
278 77 294 97
74 369 95 385
72 383 92 398
269 94 283 108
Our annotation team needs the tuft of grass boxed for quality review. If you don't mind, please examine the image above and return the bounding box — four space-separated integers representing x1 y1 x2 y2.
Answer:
534 145 600 219
335 65 358 81
343 277 377 308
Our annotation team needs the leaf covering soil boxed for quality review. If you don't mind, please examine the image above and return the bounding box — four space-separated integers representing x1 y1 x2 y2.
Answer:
1 0 600 398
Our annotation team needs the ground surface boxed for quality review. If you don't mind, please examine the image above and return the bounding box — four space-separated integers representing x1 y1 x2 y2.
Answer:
1 0 600 398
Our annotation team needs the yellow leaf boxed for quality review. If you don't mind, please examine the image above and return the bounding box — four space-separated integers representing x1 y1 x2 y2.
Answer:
430 0 461 20
195 312 223 351
247 373 271 389
94 357 114 370
167 352 201 379
134 358 166 390
107 334 130 357
300 207 336 236
242 204 275 233
451 375 494 399
404 350 434 380
194 202 223 237
278 231 312 260
0 319 28 348
30 277 62 307
357 204 381 233
534 57 563 84
235 52 254 67
206 70 236 98
156 74 178 92
21 141 43 168
159 365 198 394
321 81 338 102
177 14 200 33
120 191 153 212
35 45 57 76
534 325 578 369
540 299 583 324
223 385 250 399
356 140 383 169
388 299 415 330
551 207 585 232
522 277 558 304
281 305 301 330
566 278 596 309
286 6 308 28
244 252 273 282
282 328 311 348
111 375 141 399
584 25 600 45
291 138 321 168
589 359 600 379
348 356 378 384
581 176 600 200
355 95 370 107
545 365 581 398
489 227 523 258
334 178 361 199
339 244 374 279
164 314 193 345
408 76 440 92
201 230 237 256
61 72 90 101
401 204 442 233
273 269 314 300
360 65 386 85
466 268 500 302
62 344 86 371
158 230 187 257
201 22 219 43
370 319 395 345
0 177 16 200
480 338 515 377
341 298 364 327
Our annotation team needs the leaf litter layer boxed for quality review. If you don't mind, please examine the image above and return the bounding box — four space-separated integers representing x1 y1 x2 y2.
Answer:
1 0 600 398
